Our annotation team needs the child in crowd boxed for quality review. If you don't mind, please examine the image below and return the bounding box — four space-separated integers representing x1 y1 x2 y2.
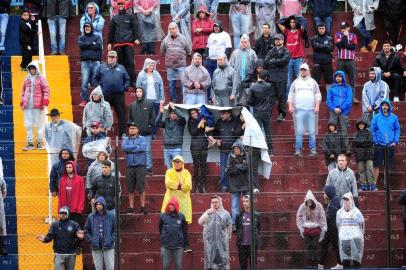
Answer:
19 10 37 70
322 122 346 171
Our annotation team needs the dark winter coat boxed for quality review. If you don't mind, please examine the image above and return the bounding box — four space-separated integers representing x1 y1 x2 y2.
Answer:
225 142 249 192
322 122 346 166
78 23 102 62
128 96 155 136
308 0 337 18
264 46 290 82
247 80 275 113
188 117 208 151
311 32 334 64
235 210 261 248
241 59 271 89
44 218 81 254
43 0 73 19
159 197 188 249
375 51 403 75
324 185 341 229
253 34 274 61
92 63 131 96
381 0 406 20
108 10 139 44
19 18 37 45
156 108 186 148
91 173 118 210
352 118 374 162
24 0 42 14
214 116 243 151
49 148 80 194
0 0 11 14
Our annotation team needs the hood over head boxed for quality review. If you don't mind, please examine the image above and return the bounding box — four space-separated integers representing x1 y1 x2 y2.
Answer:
63 160 78 177
210 194 225 211
83 22 94 35
196 6 210 18
171 155 185 168
334 70 347 85
254 59 265 69
324 185 337 200
85 2 100 15
142 58 157 72
342 192 355 209
213 21 224 32
239 34 251 49
327 121 338 131
304 190 318 205
369 66 382 83
165 196 180 213
356 117 369 130
26 60 40 75
90 86 105 102
378 98 392 115
95 196 107 211
217 52 229 67
231 141 245 156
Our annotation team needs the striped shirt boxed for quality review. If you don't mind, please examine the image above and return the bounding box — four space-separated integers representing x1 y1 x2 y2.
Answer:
335 32 357 60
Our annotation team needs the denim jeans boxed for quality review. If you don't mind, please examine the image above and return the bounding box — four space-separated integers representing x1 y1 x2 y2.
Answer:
47 16 67 53
231 191 248 225
81 60 100 101
287 58 303 96
294 109 316 151
164 148 182 169
91 249 115 270
167 67 185 102
0 13 9 51
220 151 230 189
144 135 152 170
313 16 332 34
355 19 372 47
230 12 250 49
161 247 183 270
183 92 206 104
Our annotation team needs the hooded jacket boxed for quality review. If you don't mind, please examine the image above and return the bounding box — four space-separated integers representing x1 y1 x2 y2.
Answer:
264 45 290 82
108 8 139 44
156 108 186 148
84 196 116 250
159 197 188 249
160 23 191 69
161 156 192 224
49 148 80 194
19 15 37 45
361 67 390 113
212 56 239 97
371 99 401 146
82 87 114 131
80 2 105 38
296 190 327 240
77 22 103 61
206 21 233 60
20 61 50 110
381 0 406 20
128 88 155 136
58 161 85 214
188 114 209 151
135 58 165 103
310 30 334 64
241 59 272 88
247 77 275 113
214 115 244 151
375 50 403 75
121 133 147 167
229 35 258 84
225 142 249 192
192 6 214 51
336 192 365 263
43 209 81 254
43 0 73 19
352 118 374 162
91 172 120 211
92 62 131 96
326 166 358 201
322 122 346 166
308 0 337 18
182 53 212 94
86 151 115 190
326 71 353 116
324 185 341 229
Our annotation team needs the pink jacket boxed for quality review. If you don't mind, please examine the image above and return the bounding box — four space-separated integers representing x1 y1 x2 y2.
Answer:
192 7 214 51
20 75 50 110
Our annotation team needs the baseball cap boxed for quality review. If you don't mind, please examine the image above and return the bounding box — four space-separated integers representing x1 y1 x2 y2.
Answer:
274 33 284 41
108 50 117 57
340 21 349 28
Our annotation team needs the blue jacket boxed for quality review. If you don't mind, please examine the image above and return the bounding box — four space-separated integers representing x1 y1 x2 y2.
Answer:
84 197 116 250
159 197 188 249
371 99 401 146
92 63 131 96
121 135 147 167
327 70 353 116
79 2 105 39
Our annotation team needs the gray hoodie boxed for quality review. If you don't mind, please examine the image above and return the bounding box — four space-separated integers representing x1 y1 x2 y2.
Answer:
82 86 114 131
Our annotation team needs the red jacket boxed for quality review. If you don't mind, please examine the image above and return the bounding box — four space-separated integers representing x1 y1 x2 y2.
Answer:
20 74 50 110
192 7 214 51
58 161 85 214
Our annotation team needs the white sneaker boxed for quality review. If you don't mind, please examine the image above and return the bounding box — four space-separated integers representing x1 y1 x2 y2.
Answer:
253 188 259 193
394 96 400 102
331 264 343 269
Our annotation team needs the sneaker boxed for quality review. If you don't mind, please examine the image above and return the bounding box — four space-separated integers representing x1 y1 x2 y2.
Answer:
393 96 400 102
22 143 34 151
208 139 217 149
352 97 360 104
50 51 58 55
221 186 228 192
318 264 324 269
232 225 237 232
20 67 27 72
253 188 259 193
277 113 285 122
37 142 45 150
359 184 369 192
309 149 318 157
294 150 302 156
184 245 192 253
331 264 343 269
79 100 87 107
140 206 148 215
0 49 4 55
125 207 134 214
369 184 378 191
59 51 66 55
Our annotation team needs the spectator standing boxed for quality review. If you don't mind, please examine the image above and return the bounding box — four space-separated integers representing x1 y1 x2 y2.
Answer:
277 0 308 33
335 21 358 103
296 190 327 269
37 207 84 270
80 2 105 39
160 155 192 252
254 1 276 40
84 196 116 270
311 23 334 90
336 192 365 269
205 21 232 101
192 6 214 56
159 197 188 270
78 23 103 106
229 0 252 49
188 108 208 193
58 161 85 225
370 99 400 187
264 33 290 122
182 53 211 104
347 0 379 52
198 195 232 270
20 61 50 151
211 53 239 107
82 121 111 166
277 16 305 93
327 71 353 152
19 10 37 70
381 0 406 47
156 102 186 169
288 63 321 156
235 195 260 270
92 50 130 138
253 23 274 61
375 41 403 102
82 86 113 136
108 0 140 87
326 154 359 204
86 151 115 198
0 0 10 54
43 0 73 55
171 0 192 44
361 67 389 122
322 122 346 171
319 185 342 270
0 157 7 255
352 118 374 191
160 22 191 102
193 0 218 18
133 0 164 55
128 87 155 175
121 123 148 214
247 70 274 154
49 148 80 197
110 0 133 17
308 0 337 34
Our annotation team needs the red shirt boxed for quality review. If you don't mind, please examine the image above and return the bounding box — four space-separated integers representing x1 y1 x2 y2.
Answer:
284 28 304 58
